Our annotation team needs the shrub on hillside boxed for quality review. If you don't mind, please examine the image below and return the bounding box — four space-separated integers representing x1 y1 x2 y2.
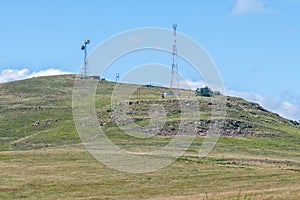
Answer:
195 86 221 97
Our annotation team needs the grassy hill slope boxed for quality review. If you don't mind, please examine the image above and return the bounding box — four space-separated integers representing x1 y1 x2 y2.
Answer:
0 75 299 150
0 75 79 150
1 75 300 199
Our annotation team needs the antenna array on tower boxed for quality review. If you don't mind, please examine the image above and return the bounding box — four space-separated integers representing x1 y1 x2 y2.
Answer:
81 39 90 79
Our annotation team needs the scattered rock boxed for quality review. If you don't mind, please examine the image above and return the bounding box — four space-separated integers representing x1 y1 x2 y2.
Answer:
32 119 58 126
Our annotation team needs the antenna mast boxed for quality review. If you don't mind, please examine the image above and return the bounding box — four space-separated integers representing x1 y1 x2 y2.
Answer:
170 24 178 89
81 39 90 79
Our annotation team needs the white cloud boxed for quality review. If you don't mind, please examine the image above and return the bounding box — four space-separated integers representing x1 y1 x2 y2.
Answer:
179 80 206 90
226 89 300 121
232 0 269 15
0 68 29 83
0 68 72 83
179 79 225 93
28 68 72 78
274 102 300 121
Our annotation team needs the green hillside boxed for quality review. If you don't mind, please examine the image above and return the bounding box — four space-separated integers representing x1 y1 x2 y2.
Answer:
1 75 300 199
0 74 299 150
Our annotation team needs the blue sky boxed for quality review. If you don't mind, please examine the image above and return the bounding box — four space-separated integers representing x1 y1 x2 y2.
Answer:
0 0 299 120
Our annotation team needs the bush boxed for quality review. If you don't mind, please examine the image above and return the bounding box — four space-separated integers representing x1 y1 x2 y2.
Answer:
195 86 221 97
